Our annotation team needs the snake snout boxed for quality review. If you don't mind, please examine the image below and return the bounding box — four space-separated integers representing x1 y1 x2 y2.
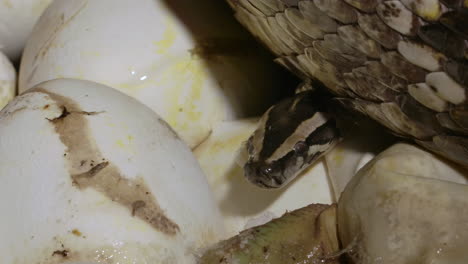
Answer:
243 162 285 189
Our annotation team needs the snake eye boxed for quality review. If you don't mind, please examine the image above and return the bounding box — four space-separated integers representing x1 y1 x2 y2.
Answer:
294 141 308 153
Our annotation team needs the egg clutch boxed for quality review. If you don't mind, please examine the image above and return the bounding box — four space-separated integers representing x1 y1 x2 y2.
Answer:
0 0 468 264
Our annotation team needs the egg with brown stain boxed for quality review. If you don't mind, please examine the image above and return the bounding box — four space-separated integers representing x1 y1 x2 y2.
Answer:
0 78 224 264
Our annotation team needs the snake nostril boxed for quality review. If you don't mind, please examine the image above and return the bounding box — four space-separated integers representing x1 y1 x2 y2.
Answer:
260 165 273 177
272 175 284 186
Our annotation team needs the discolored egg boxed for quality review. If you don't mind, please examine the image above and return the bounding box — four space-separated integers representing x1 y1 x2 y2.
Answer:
0 79 225 264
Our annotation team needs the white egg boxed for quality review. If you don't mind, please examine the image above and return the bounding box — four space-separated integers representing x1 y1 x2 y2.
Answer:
193 119 333 237
19 0 287 147
338 143 468 264
0 79 224 264
0 51 16 109
324 119 396 201
0 0 52 61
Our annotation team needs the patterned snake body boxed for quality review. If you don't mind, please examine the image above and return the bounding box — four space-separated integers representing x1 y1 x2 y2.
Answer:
229 0 468 186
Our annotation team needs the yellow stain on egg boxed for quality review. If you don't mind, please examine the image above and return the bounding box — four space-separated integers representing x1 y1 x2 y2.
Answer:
204 132 249 155
0 98 8 109
81 50 101 58
153 17 177 55
115 134 135 154
32 0 53 15
196 129 253 185
2 0 12 8
116 139 125 148
106 122 117 127
116 79 157 96
0 81 14 108
71 229 82 237
54 65 63 72
225 164 243 182
160 55 207 131
331 147 345 166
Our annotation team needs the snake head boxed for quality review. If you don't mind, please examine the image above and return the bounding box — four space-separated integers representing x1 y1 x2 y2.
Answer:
244 160 285 188
243 91 342 189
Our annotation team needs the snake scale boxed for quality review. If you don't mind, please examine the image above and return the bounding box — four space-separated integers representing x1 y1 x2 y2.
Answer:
226 0 468 187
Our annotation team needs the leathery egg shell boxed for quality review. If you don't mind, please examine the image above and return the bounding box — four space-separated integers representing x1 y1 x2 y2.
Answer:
19 0 287 148
0 79 224 264
194 119 333 237
0 0 52 61
338 143 468 264
0 51 16 109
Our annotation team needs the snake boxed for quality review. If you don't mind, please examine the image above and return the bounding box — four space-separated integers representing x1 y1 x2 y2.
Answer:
229 0 468 188
243 86 343 188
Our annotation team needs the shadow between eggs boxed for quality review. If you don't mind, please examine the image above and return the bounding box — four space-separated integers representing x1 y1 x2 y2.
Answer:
159 0 296 118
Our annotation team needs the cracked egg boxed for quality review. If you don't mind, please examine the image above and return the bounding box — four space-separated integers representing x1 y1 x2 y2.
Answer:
0 78 224 264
